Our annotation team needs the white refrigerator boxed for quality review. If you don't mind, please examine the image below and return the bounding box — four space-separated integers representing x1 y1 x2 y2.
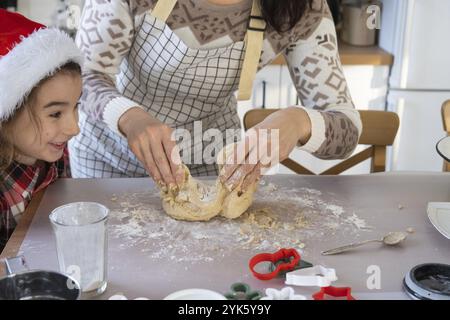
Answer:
379 0 450 171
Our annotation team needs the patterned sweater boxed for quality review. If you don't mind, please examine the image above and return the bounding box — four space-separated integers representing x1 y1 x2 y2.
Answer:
76 0 361 161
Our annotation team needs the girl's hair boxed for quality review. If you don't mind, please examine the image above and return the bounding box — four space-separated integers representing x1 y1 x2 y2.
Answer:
0 61 81 172
260 0 314 33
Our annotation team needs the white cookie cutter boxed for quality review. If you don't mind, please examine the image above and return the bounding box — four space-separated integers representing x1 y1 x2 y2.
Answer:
260 287 307 300
285 265 338 287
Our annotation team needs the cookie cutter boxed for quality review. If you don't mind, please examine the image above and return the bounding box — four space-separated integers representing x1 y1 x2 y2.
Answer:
249 248 300 281
224 282 262 300
312 286 355 300
269 258 313 277
260 287 306 300
285 265 337 287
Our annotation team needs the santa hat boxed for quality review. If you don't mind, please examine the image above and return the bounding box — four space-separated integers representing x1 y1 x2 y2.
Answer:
0 9 83 121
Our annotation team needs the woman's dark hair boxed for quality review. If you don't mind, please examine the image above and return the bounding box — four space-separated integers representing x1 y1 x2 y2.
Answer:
260 0 314 33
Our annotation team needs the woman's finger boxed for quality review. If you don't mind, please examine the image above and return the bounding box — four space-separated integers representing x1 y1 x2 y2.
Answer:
138 139 163 185
162 135 184 186
220 129 258 184
150 137 176 187
241 162 261 192
226 142 260 190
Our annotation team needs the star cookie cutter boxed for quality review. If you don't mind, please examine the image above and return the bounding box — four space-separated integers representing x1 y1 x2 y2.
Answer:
260 287 306 300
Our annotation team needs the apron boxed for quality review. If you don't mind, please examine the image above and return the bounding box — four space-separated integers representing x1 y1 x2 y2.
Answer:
69 0 265 177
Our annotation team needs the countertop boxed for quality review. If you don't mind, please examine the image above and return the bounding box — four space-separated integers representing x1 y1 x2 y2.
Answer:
2 172 449 300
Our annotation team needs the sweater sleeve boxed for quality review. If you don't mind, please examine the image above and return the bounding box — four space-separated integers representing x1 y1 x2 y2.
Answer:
283 2 362 160
75 0 144 137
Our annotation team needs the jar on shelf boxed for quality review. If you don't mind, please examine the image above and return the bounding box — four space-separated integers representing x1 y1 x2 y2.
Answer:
340 0 381 46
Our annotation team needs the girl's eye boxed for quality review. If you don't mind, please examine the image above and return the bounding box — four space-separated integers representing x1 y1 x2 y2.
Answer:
50 111 62 118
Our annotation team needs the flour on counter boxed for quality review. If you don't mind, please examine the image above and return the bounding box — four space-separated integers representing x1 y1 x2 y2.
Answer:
108 179 371 264
345 213 373 230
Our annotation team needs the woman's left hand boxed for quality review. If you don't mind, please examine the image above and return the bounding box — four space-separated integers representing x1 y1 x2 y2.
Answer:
219 106 312 191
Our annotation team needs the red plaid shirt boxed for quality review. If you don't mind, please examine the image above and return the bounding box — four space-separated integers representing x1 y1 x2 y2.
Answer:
0 148 70 251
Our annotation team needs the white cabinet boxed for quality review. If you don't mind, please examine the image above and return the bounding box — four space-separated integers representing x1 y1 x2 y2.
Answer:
17 0 84 27
386 90 447 172
238 64 391 175
17 0 59 25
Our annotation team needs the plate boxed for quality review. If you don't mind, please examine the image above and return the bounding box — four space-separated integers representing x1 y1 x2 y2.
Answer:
436 136 450 162
163 288 227 300
427 202 450 239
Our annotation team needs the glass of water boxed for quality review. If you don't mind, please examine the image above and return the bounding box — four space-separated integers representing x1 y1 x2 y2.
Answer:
49 202 108 298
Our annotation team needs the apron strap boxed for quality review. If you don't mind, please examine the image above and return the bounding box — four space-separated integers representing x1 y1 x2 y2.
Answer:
237 0 266 101
150 0 265 101
151 0 178 22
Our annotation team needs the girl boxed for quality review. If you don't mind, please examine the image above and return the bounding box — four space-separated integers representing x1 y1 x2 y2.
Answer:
0 9 83 251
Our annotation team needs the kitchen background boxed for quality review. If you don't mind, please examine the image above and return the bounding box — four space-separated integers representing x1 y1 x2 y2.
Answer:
2 0 449 174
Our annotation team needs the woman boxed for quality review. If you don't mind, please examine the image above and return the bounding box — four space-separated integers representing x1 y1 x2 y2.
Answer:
71 0 361 190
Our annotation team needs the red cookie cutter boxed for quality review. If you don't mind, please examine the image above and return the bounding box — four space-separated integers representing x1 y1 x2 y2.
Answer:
249 248 300 281
312 286 355 300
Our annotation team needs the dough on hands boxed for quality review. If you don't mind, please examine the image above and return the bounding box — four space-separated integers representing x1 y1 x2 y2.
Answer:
160 143 258 221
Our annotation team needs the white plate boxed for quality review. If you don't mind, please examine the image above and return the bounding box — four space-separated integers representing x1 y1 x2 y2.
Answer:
436 136 450 162
163 288 226 300
427 202 450 239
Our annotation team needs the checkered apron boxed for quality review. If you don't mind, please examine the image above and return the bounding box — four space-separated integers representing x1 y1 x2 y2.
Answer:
70 11 247 177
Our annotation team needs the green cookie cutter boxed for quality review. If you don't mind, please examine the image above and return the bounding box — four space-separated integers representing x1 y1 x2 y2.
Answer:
269 258 313 277
224 282 263 300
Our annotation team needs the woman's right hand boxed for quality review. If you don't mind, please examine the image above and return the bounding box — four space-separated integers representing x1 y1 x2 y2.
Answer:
118 107 184 188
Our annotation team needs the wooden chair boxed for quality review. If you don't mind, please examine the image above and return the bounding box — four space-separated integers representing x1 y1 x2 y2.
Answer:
243 109 399 175
442 100 450 172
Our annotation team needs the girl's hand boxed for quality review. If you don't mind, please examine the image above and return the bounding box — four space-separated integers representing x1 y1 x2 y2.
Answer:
118 107 184 188
219 107 312 191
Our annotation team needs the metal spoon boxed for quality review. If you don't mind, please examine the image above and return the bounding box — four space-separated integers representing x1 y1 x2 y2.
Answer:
321 232 407 256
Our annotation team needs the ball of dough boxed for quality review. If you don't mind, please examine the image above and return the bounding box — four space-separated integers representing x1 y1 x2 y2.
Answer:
160 143 258 221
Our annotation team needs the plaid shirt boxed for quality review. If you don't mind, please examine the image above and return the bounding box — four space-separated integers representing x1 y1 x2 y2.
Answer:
0 148 70 251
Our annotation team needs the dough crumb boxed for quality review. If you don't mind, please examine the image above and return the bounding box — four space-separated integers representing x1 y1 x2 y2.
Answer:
406 227 415 234
294 215 309 228
244 208 278 229
398 204 404 210
239 224 252 235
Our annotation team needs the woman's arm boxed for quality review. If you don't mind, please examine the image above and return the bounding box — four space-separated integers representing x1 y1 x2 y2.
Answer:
75 0 183 186
284 5 362 160
75 0 137 133
220 0 362 190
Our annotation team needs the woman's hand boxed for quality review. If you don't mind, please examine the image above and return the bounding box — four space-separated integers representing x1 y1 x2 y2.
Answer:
118 107 184 188
219 106 312 191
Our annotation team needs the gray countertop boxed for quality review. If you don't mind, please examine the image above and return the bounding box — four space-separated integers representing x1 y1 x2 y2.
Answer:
16 173 450 300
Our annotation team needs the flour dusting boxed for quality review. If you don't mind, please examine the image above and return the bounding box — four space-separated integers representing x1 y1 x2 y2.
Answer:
108 179 371 264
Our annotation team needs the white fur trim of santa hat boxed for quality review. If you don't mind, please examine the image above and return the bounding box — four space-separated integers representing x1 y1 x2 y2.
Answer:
0 28 84 121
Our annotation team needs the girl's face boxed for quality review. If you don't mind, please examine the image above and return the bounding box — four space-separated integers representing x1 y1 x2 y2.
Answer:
11 72 82 165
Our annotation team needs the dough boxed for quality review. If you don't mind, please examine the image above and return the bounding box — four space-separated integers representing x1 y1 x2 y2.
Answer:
160 143 258 221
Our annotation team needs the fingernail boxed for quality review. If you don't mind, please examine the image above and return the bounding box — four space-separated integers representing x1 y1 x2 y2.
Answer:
225 182 234 192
